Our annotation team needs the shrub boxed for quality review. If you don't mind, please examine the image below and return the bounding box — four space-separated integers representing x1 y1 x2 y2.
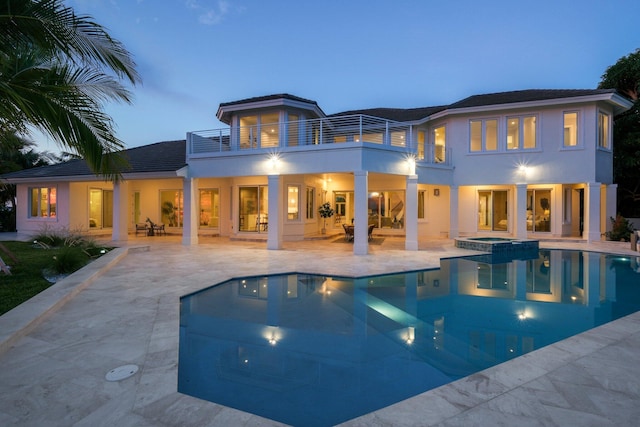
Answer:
605 214 635 241
51 246 89 274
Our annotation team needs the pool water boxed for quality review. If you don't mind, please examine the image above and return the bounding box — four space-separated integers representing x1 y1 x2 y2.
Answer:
178 250 640 426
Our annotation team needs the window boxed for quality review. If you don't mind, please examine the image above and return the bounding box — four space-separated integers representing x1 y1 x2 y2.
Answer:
563 112 578 147
334 191 354 225
239 113 279 149
287 185 299 220
418 190 426 219
368 191 405 229
598 111 610 149
306 187 315 219
433 126 446 163
287 114 299 147
507 115 536 150
527 189 551 232
417 131 425 160
260 113 279 148
470 119 498 152
160 190 183 227
30 187 57 218
478 190 508 231
199 189 219 227
239 186 267 232
89 188 113 228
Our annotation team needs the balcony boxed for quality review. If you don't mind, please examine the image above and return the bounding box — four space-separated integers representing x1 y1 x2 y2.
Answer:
187 114 451 166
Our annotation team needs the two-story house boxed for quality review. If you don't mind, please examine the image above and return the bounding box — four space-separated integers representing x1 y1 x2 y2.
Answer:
2 89 632 254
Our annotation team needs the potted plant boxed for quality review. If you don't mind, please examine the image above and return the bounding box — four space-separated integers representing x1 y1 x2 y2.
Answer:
318 202 334 234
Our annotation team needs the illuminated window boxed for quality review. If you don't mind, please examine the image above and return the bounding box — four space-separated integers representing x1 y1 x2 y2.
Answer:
160 190 183 227
507 115 536 150
418 190 425 219
597 111 610 149
199 189 219 228
306 187 315 220
433 126 446 163
287 185 299 220
470 119 497 152
29 187 57 218
563 112 578 147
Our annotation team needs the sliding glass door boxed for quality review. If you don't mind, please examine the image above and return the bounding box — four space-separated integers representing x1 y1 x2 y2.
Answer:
239 186 268 232
478 190 508 231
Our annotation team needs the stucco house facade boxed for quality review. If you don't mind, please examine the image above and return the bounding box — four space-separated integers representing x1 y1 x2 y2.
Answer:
2 89 632 254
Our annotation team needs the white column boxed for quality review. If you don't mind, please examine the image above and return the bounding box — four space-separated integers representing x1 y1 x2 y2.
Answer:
267 174 283 250
515 183 527 239
585 182 601 243
405 175 418 251
111 180 129 242
182 177 199 246
353 171 368 255
449 185 459 238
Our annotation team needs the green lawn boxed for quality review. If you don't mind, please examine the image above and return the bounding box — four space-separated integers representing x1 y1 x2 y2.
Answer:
0 240 107 316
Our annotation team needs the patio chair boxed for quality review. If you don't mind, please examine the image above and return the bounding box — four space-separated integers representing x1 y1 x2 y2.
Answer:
368 224 375 241
153 223 166 236
135 223 148 236
343 224 354 241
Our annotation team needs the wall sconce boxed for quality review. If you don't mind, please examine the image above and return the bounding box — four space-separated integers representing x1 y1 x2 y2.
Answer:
406 156 416 175
267 153 280 174
434 188 440 197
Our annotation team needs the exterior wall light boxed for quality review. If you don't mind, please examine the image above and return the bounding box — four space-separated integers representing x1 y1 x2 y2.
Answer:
406 155 416 175
267 153 280 174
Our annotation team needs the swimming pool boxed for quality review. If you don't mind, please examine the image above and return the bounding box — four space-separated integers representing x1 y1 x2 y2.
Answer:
178 250 640 426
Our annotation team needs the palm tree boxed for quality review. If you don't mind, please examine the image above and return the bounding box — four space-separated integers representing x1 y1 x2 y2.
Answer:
0 0 141 181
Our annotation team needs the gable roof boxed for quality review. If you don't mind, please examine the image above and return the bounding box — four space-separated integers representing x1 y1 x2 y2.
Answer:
448 89 619 109
2 140 186 181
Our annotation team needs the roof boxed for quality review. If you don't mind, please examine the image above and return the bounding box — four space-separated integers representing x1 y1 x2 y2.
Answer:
2 140 186 181
217 93 325 124
218 93 320 109
448 89 619 109
329 106 447 122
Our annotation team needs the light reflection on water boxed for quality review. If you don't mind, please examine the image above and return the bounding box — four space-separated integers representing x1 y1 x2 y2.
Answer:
178 250 640 427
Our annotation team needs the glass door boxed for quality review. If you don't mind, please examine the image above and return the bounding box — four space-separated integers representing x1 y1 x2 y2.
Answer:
239 186 268 232
478 190 508 231
527 190 551 232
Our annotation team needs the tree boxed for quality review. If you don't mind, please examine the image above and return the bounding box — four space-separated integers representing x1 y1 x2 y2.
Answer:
598 48 640 216
0 0 141 181
0 131 51 231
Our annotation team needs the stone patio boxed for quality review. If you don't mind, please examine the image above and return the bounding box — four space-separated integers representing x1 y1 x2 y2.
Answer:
1 235 639 426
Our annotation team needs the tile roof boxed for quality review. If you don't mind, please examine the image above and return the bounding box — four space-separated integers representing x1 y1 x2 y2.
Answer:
330 106 447 122
219 93 319 108
2 140 186 180
448 89 618 109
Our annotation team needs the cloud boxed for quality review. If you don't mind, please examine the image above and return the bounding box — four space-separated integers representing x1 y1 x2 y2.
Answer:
185 0 229 25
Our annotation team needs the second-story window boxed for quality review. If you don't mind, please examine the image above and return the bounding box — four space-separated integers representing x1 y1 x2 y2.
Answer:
597 111 610 149
507 115 537 150
433 125 446 163
470 119 498 152
261 113 279 148
563 112 578 147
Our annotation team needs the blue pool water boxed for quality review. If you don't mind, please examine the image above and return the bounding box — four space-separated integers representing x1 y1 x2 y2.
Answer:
178 250 640 426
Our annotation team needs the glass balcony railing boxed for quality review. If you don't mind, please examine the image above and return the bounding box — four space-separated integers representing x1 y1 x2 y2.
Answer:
187 114 451 166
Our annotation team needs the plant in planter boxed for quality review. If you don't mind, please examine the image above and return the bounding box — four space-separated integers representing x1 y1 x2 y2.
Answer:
318 202 334 234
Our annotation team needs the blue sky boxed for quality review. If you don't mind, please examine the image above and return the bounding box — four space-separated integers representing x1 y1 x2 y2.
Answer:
37 0 638 152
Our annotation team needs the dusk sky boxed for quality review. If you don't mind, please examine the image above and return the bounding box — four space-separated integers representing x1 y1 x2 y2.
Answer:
38 0 638 153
